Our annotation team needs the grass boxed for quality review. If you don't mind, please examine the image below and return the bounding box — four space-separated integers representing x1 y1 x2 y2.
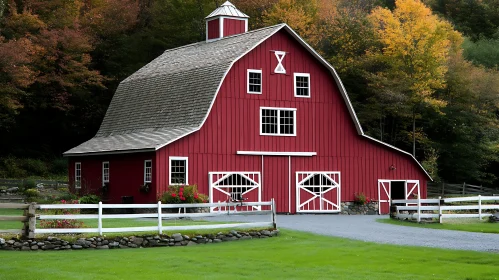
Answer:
378 218 499 234
0 230 498 279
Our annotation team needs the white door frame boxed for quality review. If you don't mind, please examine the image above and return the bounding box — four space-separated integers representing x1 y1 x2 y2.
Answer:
377 179 420 214
296 172 341 213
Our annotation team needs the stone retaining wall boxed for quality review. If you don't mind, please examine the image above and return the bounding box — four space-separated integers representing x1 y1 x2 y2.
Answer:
341 202 378 215
0 229 279 251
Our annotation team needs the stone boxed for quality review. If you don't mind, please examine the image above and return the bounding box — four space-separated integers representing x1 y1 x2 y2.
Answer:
72 245 83 249
97 245 109 249
230 230 238 235
13 242 21 247
109 242 119 248
187 241 197 246
168 243 175 246
37 242 45 246
0 238 4 245
183 235 190 240
128 244 138 248
172 233 183 242
261 230 272 236
6 187 19 193
154 236 160 240
180 241 188 246
174 242 182 246
42 245 56 250
132 238 144 245
119 245 129 249
222 236 237 242
146 237 153 240
101 240 109 245
31 245 39 250
195 235 203 239
148 240 159 246
240 236 252 240
21 246 31 251
235 234 242 238
213 239 222 243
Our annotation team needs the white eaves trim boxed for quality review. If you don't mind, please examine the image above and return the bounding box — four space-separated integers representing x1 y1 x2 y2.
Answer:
237 151 316 157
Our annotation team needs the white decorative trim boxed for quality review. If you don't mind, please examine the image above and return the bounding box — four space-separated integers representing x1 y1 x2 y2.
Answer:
75 162 81 189
237 151 316 156
244 18 248 32
247 69 262 94
274 51 287 74
144 160 152 184
260 107 296 136
219 16 224 38
102 161 109 185
294 73 311 98
169 156 189 185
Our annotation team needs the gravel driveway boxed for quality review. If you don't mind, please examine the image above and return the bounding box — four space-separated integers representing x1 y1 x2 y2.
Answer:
204 214 499 252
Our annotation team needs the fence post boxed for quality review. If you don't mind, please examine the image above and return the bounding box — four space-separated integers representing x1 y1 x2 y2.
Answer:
462 182 466 195
478 195 482 221
27 202 36 238
98 202 103 236
417 196 421 223
158 201 163 235
438 196 443 224
271 198 277 229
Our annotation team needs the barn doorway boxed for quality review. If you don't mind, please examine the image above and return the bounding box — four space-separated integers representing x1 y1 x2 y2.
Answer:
209 172 262 212
296 172 341 213
378 180 420 214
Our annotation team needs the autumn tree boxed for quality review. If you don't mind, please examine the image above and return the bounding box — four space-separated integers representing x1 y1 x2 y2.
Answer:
368 0 462 157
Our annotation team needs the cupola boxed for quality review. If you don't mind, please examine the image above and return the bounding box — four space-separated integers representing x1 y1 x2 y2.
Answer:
206 1 249 41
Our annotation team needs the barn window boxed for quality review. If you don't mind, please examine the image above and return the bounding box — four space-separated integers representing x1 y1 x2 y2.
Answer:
144 160 152 184
102 162 109 185
218 174 257 201
294 73 310 97
247 69 262 94
75 162 81 189
260 107 296 136
170 157 188 185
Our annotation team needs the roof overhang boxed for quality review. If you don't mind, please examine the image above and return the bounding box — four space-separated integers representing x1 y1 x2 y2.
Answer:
63 148 155 157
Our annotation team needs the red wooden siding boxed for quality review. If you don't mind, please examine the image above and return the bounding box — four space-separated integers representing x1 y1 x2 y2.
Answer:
156 30 428 213
68 152 156 203
207 19 220 40
223 18 245 37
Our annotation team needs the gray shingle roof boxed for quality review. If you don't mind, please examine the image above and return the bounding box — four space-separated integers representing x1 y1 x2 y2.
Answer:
64 24 284 156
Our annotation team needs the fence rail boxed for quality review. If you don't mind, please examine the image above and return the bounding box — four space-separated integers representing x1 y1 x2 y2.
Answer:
34 199 277 236
392 195 499 223
0 203 35 236
428 182 498 197
0 179 68 188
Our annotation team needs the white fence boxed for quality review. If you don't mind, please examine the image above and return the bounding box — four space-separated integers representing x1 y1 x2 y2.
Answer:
35 200 276 235
393 195 499 223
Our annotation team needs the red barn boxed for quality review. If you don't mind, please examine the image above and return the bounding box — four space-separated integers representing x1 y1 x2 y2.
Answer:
64 2 431 214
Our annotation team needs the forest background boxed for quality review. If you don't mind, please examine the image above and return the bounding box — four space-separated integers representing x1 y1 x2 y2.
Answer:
1 0 499 187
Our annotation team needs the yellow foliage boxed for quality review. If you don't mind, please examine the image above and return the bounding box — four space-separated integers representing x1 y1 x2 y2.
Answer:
368 0 463 110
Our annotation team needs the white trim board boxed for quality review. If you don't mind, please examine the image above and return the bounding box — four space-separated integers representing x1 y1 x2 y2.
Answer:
237 151 316 156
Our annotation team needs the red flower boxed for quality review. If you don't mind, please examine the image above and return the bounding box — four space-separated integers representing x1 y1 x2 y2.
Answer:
179 191 183 197
171 193 177 197
180 197 186 201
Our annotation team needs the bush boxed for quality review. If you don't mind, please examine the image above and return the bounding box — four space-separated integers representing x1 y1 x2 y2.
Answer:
39 199 84 229
0 156 27 178
79 194 101 204
19 179 37 192
24 188 40 202
159 185 208 204
50 158 68 175
354 192 371 205
22 158 49 177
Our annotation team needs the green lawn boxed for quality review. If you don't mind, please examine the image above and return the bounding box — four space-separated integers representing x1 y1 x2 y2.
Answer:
379 218 499 234
0 230 498 279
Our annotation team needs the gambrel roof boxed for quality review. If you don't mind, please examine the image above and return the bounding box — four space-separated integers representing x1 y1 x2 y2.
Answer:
64 24 431 180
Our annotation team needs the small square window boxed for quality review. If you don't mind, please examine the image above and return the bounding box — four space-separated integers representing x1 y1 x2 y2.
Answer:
294 73 310 98
247 69 262 94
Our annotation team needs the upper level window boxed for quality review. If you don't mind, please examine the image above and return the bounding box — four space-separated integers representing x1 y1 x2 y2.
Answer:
260 107 296 136
294 73 310 98
247 69 262 94
75 162 81 189
102 162 109 185
170 157 188 185
144 160 152 184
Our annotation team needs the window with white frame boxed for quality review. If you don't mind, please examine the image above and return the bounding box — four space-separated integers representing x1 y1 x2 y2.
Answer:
260 107 296 136
170 157 188 185
144 160 152 184
102 162 109 185
75 162 81 189
294 73 310 97
247 69 262 94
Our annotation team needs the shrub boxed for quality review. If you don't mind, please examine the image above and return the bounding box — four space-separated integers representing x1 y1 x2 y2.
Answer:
79 194 101 204
50 158 68 175
24 188 40 202
0 156 27 178
354 192 371 205
19 179 37 192
39 199 84 229
22 158 49 177
159 185 208 204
